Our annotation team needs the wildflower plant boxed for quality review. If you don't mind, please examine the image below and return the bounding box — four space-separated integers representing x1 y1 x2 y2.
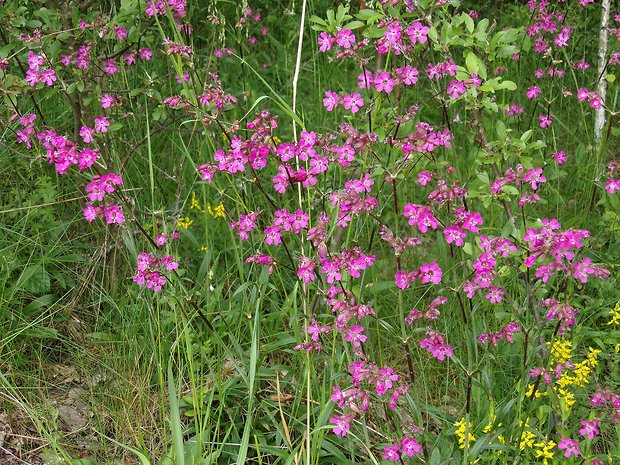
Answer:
1 0 619 463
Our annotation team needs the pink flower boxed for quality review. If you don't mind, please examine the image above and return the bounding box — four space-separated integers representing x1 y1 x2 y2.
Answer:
526 85 541 98
579 419 600 440
605 179 620 194
330 414 354 436
39 69 56 86
444 225 466 246
553 151 567 164
358 70 374 89
264 225 282 245
114 27 127 41
342 93 364 113
335 29 356 48
139 48 153 60
297 256 316 283
419 262 442 285
557 437 580 458
417 170 432 186
485 286 504 303
323 91 339 111
156 234 168 246
420 331 453 360
374 71 395 93
318 32 335 52
383 443 400 462
401 437 422 457
100 94 115 109
94 116 110 133
539 114 553 128
446 80 466 99
103 60 118 74
406 21 429 44
344 325 367 347
80 126 95 143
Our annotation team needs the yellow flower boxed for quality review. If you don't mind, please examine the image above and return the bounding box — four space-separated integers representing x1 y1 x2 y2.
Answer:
609 301 620 325
550 339 572 364
519 429 536 451
207 202 225 219
533 439 556 465
177 216 194 229
526 383 547 398
454 417 476 449
198 246 208 252
190 192 203 211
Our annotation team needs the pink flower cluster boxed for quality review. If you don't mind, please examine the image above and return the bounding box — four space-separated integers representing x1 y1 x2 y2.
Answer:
36 129 98 174
329 174 377 226
132 252 179 292
603 162 620 194
245 253 276 274
395 262 443 290
383 437 422 461
264 208 308 245
446 74 481 99
420 330 453 360
145 0 186 17
323 91 364 113
577 87 603 109
13 113 37 149
490 164 547 206
426 59 458 79
357 66 419 93
79 116 110 143
463 235 516 301
83 173 125 224
477 322 521 345
443 208 483 247
400 122 452 156
590 387 620 423
405 296 448 323
541 298 578 332
523 218 610 283
231 211 260 240
25 51 56 87
58 45 92 70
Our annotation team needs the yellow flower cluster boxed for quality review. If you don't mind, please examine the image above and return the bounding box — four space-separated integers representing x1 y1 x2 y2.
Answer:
518 420 536 451
550 339 572 364
177 216 194 229
190 192 225 219
454 417 476 449
609 301 620 326
556 347 600 412
533 438 556 465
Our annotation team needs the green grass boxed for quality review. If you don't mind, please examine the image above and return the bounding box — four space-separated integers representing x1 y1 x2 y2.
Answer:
1 0 619 464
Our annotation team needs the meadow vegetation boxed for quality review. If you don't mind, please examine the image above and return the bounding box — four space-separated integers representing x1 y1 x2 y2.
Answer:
0 0 619 464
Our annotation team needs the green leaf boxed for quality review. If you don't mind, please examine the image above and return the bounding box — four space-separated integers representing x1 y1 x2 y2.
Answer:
462 12 474 33
23 265 50 294
343 20 364 30
496 80 517 91
356 9 383 22
309 15 328 26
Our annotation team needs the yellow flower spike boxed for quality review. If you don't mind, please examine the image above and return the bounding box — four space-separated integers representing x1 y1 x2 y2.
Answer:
518 429 536 451
609 301 620 325
190 192 201 210
177 216 194 229
550 339 572 364
454 417 476 449
533 439 556 465
198 246 208 252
